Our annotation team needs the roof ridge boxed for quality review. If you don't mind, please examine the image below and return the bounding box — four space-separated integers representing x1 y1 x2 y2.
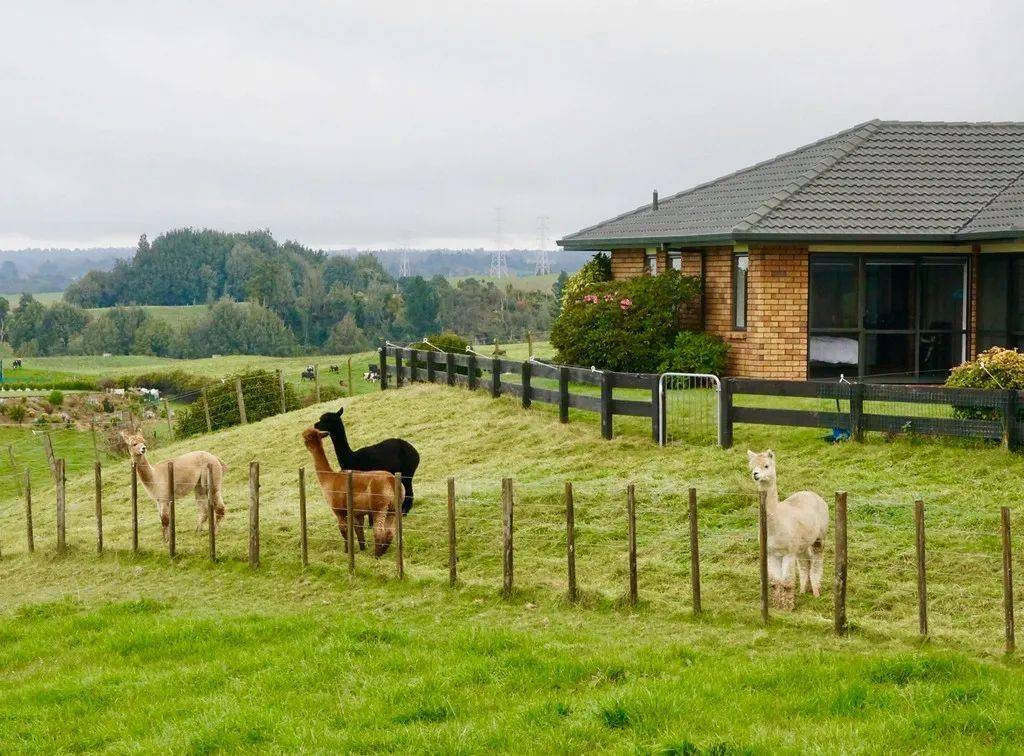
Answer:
732 123 882 233
559 118 882 243
956 166 1024 234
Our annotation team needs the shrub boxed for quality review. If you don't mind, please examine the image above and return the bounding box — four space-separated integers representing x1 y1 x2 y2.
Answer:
946 347 1024 421
174 369 299 437
559 252 612 309
658 332 730 376
550 270 701 372
411 331 469 354
8 405 25 424
48 389 64 407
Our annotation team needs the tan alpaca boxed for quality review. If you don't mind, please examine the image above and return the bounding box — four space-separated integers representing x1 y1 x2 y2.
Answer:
301 428 400 557
122 431 228 541
747 449 829 609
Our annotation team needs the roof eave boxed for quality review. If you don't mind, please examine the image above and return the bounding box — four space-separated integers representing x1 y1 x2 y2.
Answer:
557 233 734 251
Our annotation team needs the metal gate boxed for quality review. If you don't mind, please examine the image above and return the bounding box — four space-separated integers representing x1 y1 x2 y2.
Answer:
658 373 721 446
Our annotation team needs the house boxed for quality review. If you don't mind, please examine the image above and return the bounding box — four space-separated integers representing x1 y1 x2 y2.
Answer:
557 120 1024 381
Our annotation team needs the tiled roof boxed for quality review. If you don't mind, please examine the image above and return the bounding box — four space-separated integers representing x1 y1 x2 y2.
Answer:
559 120 1024 248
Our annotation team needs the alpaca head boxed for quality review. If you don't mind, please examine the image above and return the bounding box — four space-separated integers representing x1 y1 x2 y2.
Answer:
747 449 776 488
313 405 345 434
121 431 148 459
301 427 329 448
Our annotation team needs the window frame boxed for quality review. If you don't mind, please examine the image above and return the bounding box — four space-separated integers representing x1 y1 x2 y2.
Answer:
732 251 749 330
645 250 658 276
977 254 1024 351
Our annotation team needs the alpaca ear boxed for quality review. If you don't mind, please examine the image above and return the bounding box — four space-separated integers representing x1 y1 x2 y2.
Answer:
767 449 774 459
336 405 345 416
746 450 756 463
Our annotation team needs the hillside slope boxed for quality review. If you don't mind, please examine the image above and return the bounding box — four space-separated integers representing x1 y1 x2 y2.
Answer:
1 383 1023 750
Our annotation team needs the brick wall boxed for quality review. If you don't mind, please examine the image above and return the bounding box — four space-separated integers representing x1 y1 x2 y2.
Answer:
611 249 645 280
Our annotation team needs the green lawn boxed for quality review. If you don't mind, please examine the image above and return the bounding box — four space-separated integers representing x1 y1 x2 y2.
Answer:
0 291 63 305
2 381 1024 750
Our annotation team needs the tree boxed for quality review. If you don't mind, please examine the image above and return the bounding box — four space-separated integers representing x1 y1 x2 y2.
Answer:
400 276 440 338
81 307 150 354
187 299 297 357
325 313 369 354
41 302 89 352
7 293 46 350
552 270 569 315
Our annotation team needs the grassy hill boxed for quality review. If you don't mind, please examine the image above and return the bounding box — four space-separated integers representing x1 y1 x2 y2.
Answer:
1 383 1023 750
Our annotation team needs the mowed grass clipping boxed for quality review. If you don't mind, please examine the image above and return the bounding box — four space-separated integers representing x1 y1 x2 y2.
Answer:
2 382 1024 751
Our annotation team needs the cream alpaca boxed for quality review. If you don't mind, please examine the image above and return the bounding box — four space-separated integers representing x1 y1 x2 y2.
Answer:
122 431 228 540
747 449 829 609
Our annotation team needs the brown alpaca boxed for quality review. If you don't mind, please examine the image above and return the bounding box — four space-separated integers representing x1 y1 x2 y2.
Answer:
121 431 227 541
301 428 400 557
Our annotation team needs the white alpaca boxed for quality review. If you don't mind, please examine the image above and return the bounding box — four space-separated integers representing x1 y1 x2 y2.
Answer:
122 431 228 541
747 449 829 609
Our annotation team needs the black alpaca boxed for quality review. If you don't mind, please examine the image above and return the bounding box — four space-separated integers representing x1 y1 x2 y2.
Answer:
313 406 420 514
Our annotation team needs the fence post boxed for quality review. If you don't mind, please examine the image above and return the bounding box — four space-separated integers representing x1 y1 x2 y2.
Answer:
249 461 260 568
446 352 455 387
235 378 247 425
379 346 388 391
24 469 33 553
202 388 213 433
491 358 501 398
131 461 139 553
649 374 660 443
167 461 176 558
94 461 103 555
395 350 404 388
447 477 457 587
314 364 321 403
1003 390 1018 452
558 367 569 423
43 432 57 484
527 330 533 359
520 361 531 408
56 459 66 553
1002 506 1015 654
850 383 865 443
758 488 769 623
207 463 216 562
164 400 173 437
298 467 308 567
565 481 577 603
502 478 513 598
834 491 848 635
394 472 404 579
915 499 928 638
467 352 478 391
277 369 287 414
688 487 701 615
600 371 613 440
408 349 418 383
626 483 638 606
426 350 435 383
718 378 733 449
347 356 354 397
346 470 355 573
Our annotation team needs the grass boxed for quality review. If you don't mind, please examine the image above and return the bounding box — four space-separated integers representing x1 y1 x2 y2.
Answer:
0 291 63 305
449 273 559 292
2 380 1024 750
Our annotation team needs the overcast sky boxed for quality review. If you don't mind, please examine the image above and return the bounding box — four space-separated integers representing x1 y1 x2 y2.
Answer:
1 0 1022 251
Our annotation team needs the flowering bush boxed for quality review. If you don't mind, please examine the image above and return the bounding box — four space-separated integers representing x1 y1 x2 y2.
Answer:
558 253 612 310
550 270 700 372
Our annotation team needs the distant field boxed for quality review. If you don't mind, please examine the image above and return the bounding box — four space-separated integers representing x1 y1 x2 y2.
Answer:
0 291 63 305
448 273 558 292
84 303 217 326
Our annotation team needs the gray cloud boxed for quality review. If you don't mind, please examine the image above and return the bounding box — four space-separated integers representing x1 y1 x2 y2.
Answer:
1 0 1021 250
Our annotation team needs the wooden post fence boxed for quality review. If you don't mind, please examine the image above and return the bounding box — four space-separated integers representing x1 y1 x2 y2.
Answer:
566 481 577 603
1003 390 1018 452
131 461 139 553
426 350 435 383
56 459 66 553
409 349 418 383
167 461 176 558
277 369 287 414
394 472 404 579
379 347 388 391
298 468 308 567
491 358 501 398
202 388 213 433
502 477 513 598
24 469 33 553
447 477 457 587
43 433 57 485
626 483 638 606
758 488 769 623
1001 506 1015 654
446 352 455 387
834 491 848 635
164 400 173 437
688 487 701 615
395 350 404 388
347 356 354 397
915 499 928 638
520 361 531 408
314 364 321 403
467 352 478 391
249 461 260 568
235 378 247 425
558 367 569 423
346 471 355 574
718 378 733 449
600 371 613 440
207 463 216 562
94 461 103 555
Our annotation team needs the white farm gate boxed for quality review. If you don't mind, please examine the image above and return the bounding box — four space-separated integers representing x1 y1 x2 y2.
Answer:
658 373 722 446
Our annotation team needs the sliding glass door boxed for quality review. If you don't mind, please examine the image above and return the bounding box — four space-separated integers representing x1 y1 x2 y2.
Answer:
809 255 968 381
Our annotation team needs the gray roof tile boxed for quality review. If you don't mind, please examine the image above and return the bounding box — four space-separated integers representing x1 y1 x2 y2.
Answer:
559 120 1024 247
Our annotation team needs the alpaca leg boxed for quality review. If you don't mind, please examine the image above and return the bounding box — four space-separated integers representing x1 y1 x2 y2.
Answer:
196 496 209 534
159 502 170 543
810 539 825 597
402 475 413 514
213 487 226 534
798 553 811 594
777 554 796 611
355 511 367 552
336 513 349 553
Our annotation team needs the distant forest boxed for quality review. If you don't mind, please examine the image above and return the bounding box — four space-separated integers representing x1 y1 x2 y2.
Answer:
0 247 130 293
0 229 565 357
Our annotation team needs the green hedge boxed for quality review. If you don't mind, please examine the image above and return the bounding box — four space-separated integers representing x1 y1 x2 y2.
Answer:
174 369 299 437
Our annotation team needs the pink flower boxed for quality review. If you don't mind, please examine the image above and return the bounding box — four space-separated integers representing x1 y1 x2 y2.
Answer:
603 293 615 302
619 298 632 310
583 294 599 304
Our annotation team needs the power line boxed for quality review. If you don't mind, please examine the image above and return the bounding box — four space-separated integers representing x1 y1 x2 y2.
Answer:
535 215 551 275
489 207 507 279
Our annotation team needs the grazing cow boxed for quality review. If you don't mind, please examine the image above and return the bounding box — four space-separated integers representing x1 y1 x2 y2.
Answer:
328 364 340 373
301 365 316 381
364 365 380 382
11 359 22 369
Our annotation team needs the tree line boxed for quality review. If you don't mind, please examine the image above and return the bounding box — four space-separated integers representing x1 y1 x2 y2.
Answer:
2 229 558 356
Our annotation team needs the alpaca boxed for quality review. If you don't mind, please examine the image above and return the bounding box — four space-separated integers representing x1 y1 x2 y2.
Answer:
747 449 829 609
314 405 420 514
122 431 227 541
301 428 400 557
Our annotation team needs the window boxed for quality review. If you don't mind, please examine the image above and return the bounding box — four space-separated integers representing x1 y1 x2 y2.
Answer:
808 254 967 381
645 251 658 276
978 255 1024 351
669 252 682 271
733 252 748 329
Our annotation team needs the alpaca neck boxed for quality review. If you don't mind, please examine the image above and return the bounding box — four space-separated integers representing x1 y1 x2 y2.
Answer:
760 480 781 514
133 454 156 485
328 422 356 466
305 438 336 485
